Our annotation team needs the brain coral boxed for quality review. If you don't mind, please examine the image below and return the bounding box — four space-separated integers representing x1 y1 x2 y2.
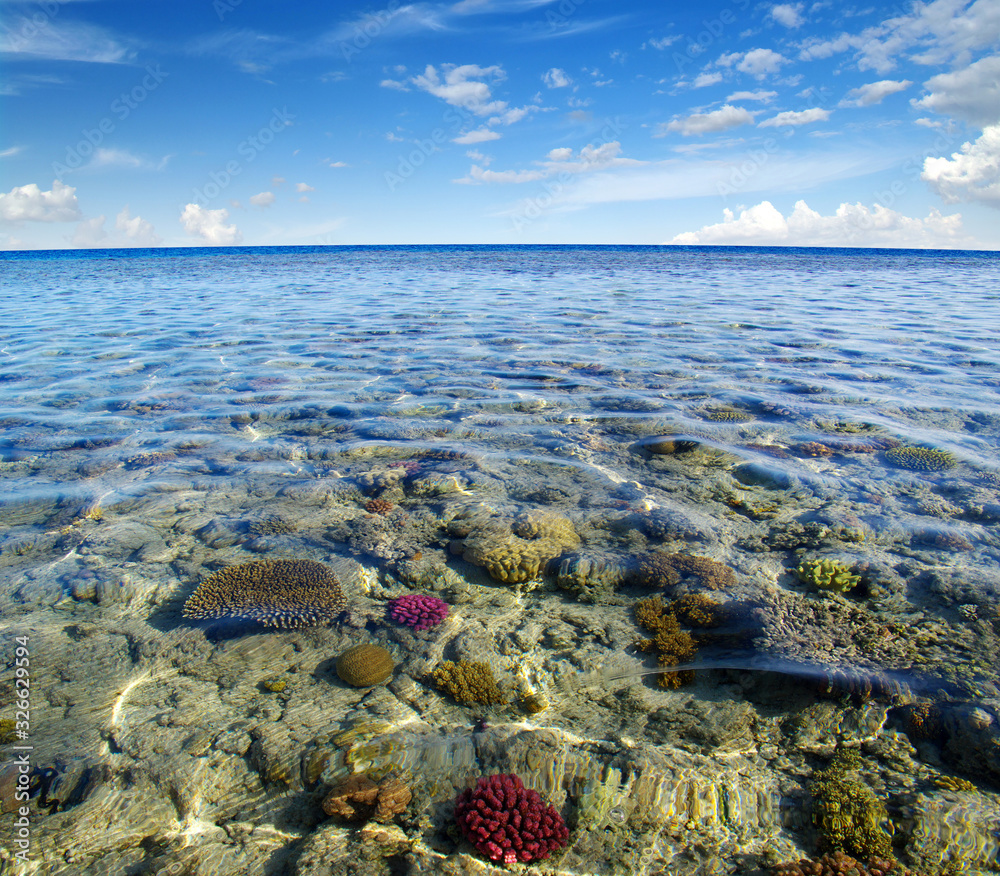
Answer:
182 559 346 628
336 644 395 687
884 445 956 471
454 773 569 864
459 510 581 584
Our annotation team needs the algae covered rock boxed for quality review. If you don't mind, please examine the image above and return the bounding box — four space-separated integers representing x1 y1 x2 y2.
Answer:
456 508 581 584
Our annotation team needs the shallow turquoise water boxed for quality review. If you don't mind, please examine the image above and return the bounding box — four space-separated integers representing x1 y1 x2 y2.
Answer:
1 245 999 875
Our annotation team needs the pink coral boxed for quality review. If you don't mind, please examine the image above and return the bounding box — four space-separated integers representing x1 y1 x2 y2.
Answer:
454 773 569 864
387 593 449 631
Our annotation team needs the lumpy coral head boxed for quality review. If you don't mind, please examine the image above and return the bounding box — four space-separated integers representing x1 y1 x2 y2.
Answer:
454 773 569 864
387 593 449 631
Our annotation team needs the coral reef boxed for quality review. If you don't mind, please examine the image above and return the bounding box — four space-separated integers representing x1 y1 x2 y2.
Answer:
432 660 507 706
884 446 956 472
0 719 16 745
364 498 394 515
336 644 395 687
386 593 449 631
182 559 346 628
810 749 893 861
321 773 411 823
634 551 737 591
633 596 698 688
704 408 754 422
769 851 920 875
796 558 861 594
455 509 581 584
555 552 629 603
797 441 835 457
454 773 569 864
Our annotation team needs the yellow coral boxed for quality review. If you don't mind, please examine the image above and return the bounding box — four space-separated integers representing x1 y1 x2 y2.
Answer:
460 509 581 584
432 660 507 706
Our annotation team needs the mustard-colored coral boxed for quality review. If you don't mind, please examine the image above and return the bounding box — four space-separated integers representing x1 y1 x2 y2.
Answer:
796 558 860 594
810 748 893 861
884 445 956 471
459 509 581 584
634 596 698 689
432 660 507 706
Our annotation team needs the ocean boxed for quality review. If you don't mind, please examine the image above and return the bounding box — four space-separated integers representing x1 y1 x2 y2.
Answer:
1 244 998 875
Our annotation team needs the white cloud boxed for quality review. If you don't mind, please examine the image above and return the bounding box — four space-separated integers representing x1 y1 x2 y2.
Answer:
543 67 571 88
758 107 831 127
727 90 777 102
0 18 134 63
453 128 502 144
0 146 24 159
380 78 410 91
72 216 108 248
0 180 82 222
770 4 804 28
180 204 242 245
455 141 643 185
644 36 681 50
664 105 756 136
723 48 788 79
115 206 161 245
922 124 1000 207
250 191 276 207
840 79 912 107
911 55 1000 127
411 63 507 115
488 105 537 126
85 147 171 172
693 71 723 88
272 176 286 186
324 159 348 168
670 199 977 248
295 182 315 192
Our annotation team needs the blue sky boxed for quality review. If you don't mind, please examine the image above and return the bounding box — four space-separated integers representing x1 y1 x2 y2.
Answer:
1 0 998 248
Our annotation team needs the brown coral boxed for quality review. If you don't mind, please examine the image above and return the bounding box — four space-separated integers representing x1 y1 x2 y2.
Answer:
336 644 395 687
322 773 411 823
432 660 507 706
769 851 921 875
634 596 698 689
364 498 394 515
182 559 346 628
634 552 736 591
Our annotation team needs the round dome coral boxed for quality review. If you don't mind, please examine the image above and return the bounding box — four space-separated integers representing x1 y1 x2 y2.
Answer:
454 773 569 865
387 593 449 631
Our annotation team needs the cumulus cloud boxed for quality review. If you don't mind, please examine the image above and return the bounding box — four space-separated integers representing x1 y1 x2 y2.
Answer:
841 79 912 107
758 107 831 127
664 104 757 136
115 206 161 245
295 182 315 192
770 4 804 28
71 216 108 248
0 180 82 223
180 204 242 245
411 63 507 115
669 199 975 248
912 55 1000 127
543 67 571 88
250 191 276 207
718 48 788 79
693 71 723 88
922 124 1000 207
453 128 502 144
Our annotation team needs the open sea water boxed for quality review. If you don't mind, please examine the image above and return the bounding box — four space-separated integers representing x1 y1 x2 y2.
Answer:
1 245 999 875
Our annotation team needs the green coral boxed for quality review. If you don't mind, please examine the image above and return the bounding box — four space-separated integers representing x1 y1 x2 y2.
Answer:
432 660 507 706
884 445 956 471
796 558 860 594
810 748 893 861
0 719 15 745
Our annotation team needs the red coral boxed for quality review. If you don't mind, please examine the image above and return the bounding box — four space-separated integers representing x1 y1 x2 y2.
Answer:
387 594 449 631
454 773 569 864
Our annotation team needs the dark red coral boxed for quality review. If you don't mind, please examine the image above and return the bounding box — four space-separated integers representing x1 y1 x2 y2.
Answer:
454 773 569 865
387 593 449 631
